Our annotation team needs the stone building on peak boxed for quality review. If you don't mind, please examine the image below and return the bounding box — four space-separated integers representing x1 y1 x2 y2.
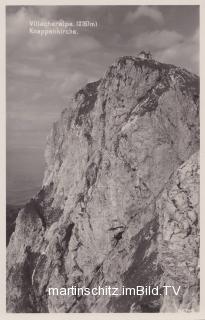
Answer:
138 51 152 60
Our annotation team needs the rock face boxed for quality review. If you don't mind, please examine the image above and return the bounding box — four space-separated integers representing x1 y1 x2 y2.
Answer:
6 56 199 313
6 205 21 246
158 151 199 312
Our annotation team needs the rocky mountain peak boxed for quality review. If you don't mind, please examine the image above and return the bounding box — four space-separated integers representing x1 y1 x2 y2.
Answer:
7 55 199 313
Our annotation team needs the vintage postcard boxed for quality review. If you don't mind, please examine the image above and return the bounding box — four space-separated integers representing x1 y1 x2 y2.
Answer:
1 0 204 318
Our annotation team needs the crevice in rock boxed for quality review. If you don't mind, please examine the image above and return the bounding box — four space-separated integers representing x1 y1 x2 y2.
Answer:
25 199 46 230
75 80 101 126
85 162 98 189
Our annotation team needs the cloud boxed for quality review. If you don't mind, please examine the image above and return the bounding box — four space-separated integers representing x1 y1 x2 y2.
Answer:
7 6 102 56
8 62 42 78
124 6 164 25
26 34 61 52
6 7 28 36
25 34 101 56
130 30 183 50
156 29 199 74
6 7 29 50
6 7 63 54
192 28 199 43
64 36 101 55
37 6 58 19
128 28 198 74
59 71 96 95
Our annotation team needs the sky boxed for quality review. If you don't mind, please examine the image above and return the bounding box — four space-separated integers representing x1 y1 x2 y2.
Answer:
6 5 199 205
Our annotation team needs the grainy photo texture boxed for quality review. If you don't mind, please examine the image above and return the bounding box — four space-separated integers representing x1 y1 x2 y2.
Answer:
6 5 199 313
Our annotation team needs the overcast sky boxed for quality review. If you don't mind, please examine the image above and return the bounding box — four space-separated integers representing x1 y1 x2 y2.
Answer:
6 5 199 204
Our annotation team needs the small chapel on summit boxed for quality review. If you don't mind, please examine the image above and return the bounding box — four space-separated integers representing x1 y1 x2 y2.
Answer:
137 51 152 60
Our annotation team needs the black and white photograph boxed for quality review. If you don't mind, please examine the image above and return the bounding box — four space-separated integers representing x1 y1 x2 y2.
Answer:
5 3 200 314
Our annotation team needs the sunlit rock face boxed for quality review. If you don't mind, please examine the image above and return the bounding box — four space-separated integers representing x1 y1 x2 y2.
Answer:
158 151 199 312
6 55 199 313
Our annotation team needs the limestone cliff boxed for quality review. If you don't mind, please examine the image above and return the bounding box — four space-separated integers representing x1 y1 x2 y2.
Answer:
6 55 199 313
